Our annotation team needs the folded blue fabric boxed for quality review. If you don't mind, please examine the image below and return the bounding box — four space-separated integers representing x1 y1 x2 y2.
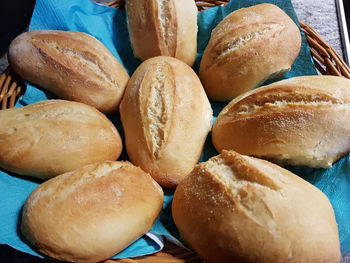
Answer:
1 0 349 260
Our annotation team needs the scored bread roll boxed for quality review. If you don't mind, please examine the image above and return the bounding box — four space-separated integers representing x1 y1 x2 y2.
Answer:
0 100 122 179
172 150 341 263
21 161 164 263
120 56 212 188
212 76 350 168
8 30 129 113
199 3 301 101
126 0 197 66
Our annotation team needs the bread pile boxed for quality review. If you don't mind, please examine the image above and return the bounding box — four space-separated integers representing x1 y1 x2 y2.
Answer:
1 1 345 262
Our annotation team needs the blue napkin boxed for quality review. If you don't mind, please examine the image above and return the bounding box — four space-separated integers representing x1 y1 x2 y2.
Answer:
1 0 349 260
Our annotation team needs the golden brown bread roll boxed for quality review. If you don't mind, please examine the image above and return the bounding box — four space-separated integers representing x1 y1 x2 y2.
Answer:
126 0 197 66
172 150 341 263
120 56 212 188
21 161 164 263
212 76 350 168
8 30 130 113
0 100 122 179
199 3 301 101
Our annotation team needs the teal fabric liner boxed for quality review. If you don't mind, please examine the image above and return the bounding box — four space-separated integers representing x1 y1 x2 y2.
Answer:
1 0 349 260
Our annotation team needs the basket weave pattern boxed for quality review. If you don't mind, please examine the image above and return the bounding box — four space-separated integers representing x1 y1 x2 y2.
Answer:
299 22 350 77
0 68 25 110
0 1 349 262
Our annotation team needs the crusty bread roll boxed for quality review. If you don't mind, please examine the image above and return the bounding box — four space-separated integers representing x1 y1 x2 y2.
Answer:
126 0 197 66
8 30 129 113
199 3 301 101
172 150 341 263
0 100 122 179
21 161 163 263
120 56 212 188
212 76 350 168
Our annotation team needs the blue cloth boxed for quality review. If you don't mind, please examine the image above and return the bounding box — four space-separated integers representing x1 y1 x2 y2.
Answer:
1 0 349 260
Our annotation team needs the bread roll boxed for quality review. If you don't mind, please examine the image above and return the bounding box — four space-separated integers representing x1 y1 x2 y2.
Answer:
212 76 350 168
120 56 212 188
21 161 163 263
0 100 122 179
172 150 341 263
126 0 197 66
199 3 301 101
8 30 129 113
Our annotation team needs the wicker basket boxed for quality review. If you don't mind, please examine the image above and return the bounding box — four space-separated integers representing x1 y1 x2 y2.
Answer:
1 0 349 262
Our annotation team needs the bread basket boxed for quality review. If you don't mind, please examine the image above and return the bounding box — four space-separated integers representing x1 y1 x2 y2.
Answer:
1 0 349 262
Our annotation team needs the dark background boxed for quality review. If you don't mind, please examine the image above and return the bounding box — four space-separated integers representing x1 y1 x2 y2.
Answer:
0 245 59 263
345 0 350 34
0 0 36 56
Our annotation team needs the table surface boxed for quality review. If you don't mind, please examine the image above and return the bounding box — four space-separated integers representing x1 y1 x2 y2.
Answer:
292 0 343 57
